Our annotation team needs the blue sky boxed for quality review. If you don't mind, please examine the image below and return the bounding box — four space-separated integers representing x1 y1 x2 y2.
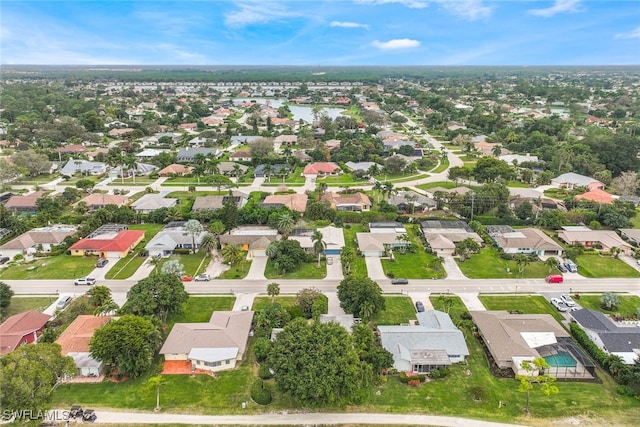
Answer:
1 0 639 65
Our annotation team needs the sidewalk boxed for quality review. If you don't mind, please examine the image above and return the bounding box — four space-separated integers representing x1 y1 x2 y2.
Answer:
457 293 486 311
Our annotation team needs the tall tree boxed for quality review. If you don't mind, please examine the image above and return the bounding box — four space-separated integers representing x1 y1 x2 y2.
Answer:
0 343 76 418
0 282 14 319
121 274 188 323
90 315 161 378
221 243 243 266
516 357 559 414
267 282 280 301
337 276 385 321
311 230 326 267
275 212 296 239
146 375 166 411
160 259 185 278
339 246 356 276
87 285 113 309
183 219 204 254
268 318 373 406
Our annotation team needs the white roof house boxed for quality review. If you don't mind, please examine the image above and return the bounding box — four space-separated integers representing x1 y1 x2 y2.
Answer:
130 194 178 213
60 158 107 176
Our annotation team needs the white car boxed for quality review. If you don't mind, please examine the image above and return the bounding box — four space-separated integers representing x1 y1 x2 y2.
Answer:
194 273 211 282
560 294 576 307
550 297 569 312
74 277 96 286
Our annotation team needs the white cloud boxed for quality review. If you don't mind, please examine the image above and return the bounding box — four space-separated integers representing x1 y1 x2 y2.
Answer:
371 38 421 50
330 21 370 29
528 0 582 17
356 0 428 9
225 1 299 27
615 26 640 39
435 0 492 21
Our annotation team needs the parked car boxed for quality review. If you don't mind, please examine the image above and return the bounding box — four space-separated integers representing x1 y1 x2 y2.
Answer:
241 305 250 311
560 293 576 307
182 275 193 282
68 406 83 419
563 259 578 273
0 256 9 265
545 274 564 283
74 277 96 286
415 301 425 312
557 264 568 273
56 296 72 310
550 297 569 312
391 278 409 285
82 409 97 422
194 273 211 282
95 258 109 268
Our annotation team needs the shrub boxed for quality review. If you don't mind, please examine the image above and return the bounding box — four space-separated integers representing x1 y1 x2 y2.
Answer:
250 379 272 405
429 368 450 379
253 337 272 362
173 248 191 255
467 385 486 401
407 379 421 387
258 363 273 380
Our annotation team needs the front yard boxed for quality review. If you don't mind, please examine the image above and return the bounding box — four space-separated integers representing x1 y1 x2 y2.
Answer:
264 259 326 280
156 252 210 276
252 296 297 312
216 259 252 279
373 296 416 325
478 295 566 322
342 225 368 277
381 225 445 279
575 294 640 317
167 296 235 330
575 254 640 278
2 296 57 320
0 255 96 280
106 224 164 279
456 247 549 279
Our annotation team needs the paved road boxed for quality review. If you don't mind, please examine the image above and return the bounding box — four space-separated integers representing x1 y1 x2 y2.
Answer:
58 410 526 426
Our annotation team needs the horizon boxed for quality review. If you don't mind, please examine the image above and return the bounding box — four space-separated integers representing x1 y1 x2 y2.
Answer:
1 1 639 66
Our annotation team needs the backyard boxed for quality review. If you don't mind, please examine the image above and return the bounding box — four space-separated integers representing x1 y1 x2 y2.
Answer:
0 255 96 280
372 296 416 326
381 225 445 279
575 254 640 278
456 247 549 279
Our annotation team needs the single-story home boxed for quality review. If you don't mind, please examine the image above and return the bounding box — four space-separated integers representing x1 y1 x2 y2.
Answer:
379 310 469 373
176 148 221 163
110 162 158 177
575 189 615 204
69 226 144 258
387 191 437 212
0 225 77 259
619 228 640 246
319 314 354 331
557 227 634 255
420 220 483 255
551 173 605 191
60 158 108 176
145 221 207 258
261 194 308 213
219 226 280 257
130 194 178 214
321 192 371 212
135 148 167 160
254 163 291 178
158 164 194 177
229 150 252 162
498 154 539 164
344 161 382 174
356 232 407 257
274 135 297 146
78 194 129 211
487 226 563 257
471 311 594 378
571 309 640 365
0 311 51 355
55 315 111 376
4 191 47 215
303 162 341 177
160 311 254 373
57 144 88 155
191 191 249 212
289 225 345 255
218 162 249 177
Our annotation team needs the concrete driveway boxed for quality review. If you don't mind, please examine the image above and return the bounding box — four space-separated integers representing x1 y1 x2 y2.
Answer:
231 292 257 311
325 255 343 280
325 292 345 315
365 257 386 281
441 256 469 280
245 256 267 280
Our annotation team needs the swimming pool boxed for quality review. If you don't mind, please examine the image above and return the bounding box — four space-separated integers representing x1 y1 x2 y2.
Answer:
544 351 577 368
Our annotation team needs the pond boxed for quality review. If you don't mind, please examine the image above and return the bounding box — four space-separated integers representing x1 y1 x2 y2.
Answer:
228 98 345 123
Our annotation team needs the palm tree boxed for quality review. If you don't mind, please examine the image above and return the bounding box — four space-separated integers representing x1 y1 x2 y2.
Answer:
383 182 396 199
492 145 502 157
367 163 381 179
146 375 166 411
125 155 138 184
600 292 619 311
545 257 559 273
265 242 279 259
183 219 204 253
221 243 243 265
267 282 280 301
205 157 220 176
311 230 326 267
340 246 355 276
396 233 410 254
262 163 273 183
514 254 530 275
199 232 216 256
275 212 295 239
316 182 328 196
373 181 384 202
232 163 244 179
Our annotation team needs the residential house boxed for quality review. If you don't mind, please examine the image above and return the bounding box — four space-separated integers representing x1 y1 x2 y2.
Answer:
111 162 158 177
557 226 634 255
107 128 135 137
289 226 345 255
303 162 341 177
471 311 594 378
230 135 263 146
486 226 563 257
57 144 88 156
55 315 111 376
420 220 483 255
219 226 279 257
158 164 193 177
145 221 207 258
229 150 252 162
130 194 178 214
69 224 144 258
0 311 51 355
571 309 640 364
509 195 565 215
178 123 198 131
176 148 221 163
217 162 249 177
4 191 47 215
60 158 108 176
0 225 76 259
345 161 382 175
498 154 538 164
274 135 297 146
619 228 640 246
320 192 371 212
551 173 605 191
619 195 640 207
575 189 615 204
379 310 469 373
135 148 166 160
261 194 308 214
387 191 437 212
78 194 129 211
356 223 408 257
191 191 249 212
160 311 254 373
254 163 291 178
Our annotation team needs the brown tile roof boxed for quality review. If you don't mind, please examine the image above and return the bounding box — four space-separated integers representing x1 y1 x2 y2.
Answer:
0 311 51 355
79 194 129 207
321 191 370 207
158 164 193 176
55 315 111 355
4 191 47 209
262 194 308 213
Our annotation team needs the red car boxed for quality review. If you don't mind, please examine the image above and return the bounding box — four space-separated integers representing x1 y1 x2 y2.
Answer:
545 274 564 283
182 275 193 282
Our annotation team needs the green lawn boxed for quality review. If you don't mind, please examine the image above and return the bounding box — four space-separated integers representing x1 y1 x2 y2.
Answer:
264 259 326 279
167 296 235 330
456 248 549 279
3 296 57 320
252 296 297 312
575 254 640 278
574 295 640 317
373 296 416 326
318 173 369 185
13 173 59 185
431 156 450 173
216 259 251 279
63 175 101 185
342 225 368 277
630 208 640 228
478 295 565 322
381 225 445 279
0 255 96 280
157 253 210 276
106 224 164 279
506 181 531 188
108 176 158 186
430 294 469 323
